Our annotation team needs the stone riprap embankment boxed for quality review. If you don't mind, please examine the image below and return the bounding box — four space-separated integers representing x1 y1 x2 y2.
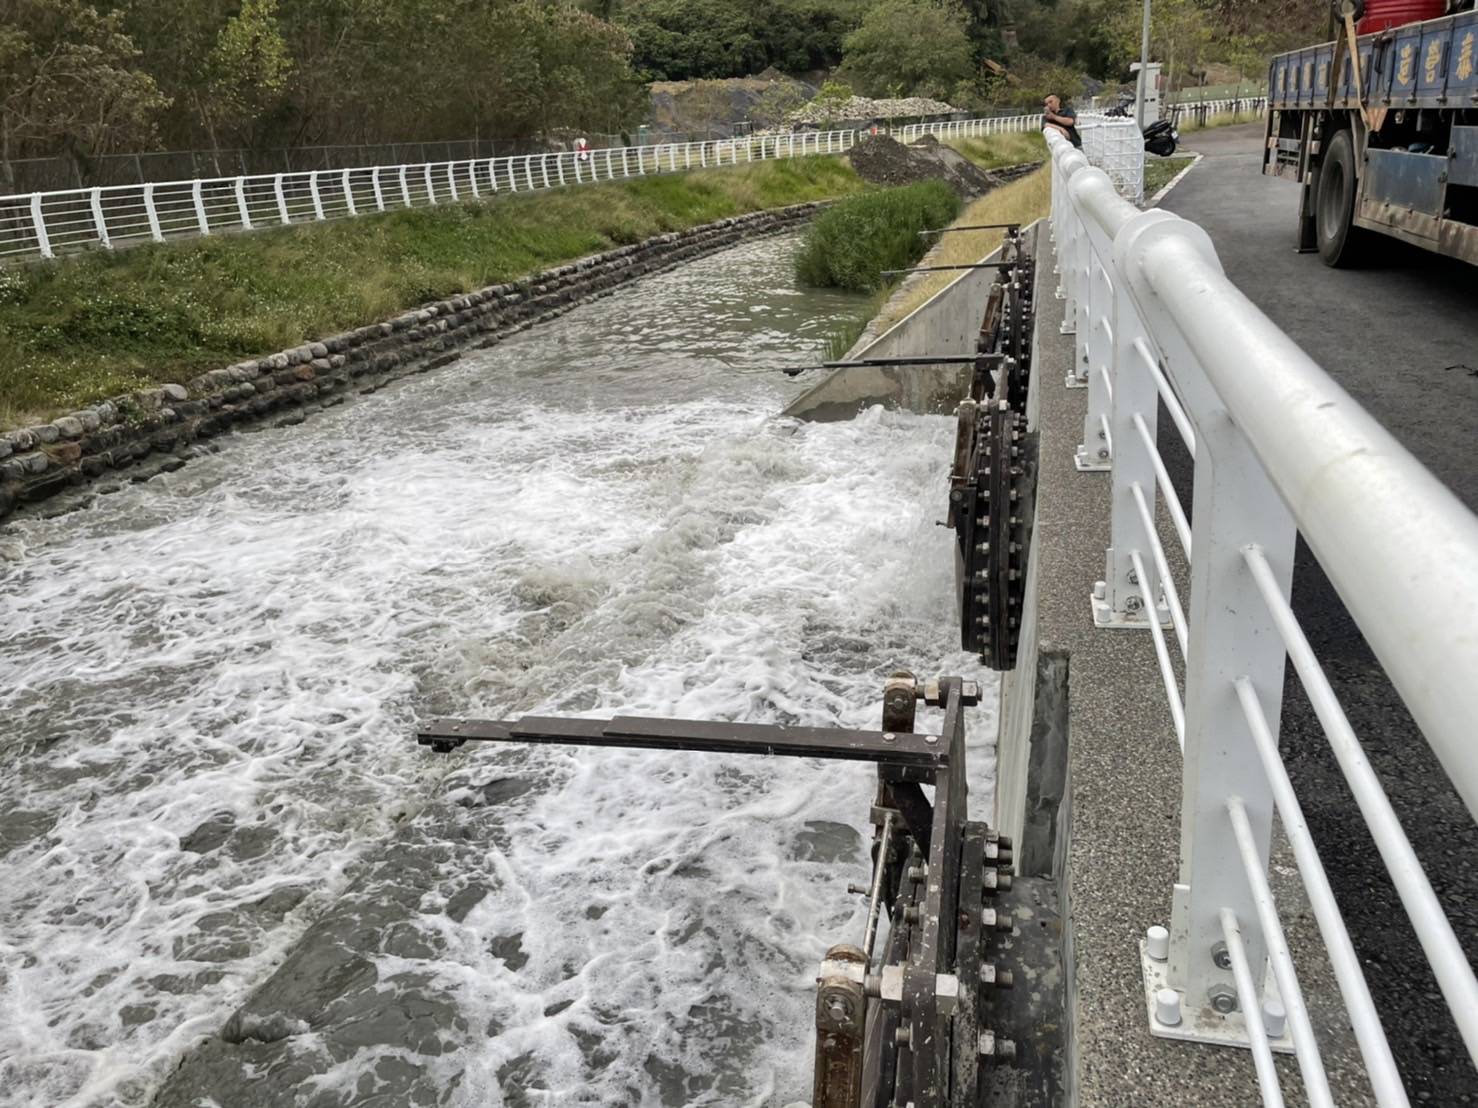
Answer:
0 203 823 524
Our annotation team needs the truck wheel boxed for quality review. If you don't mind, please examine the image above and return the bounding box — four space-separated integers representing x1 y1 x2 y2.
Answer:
1315 128 1368 267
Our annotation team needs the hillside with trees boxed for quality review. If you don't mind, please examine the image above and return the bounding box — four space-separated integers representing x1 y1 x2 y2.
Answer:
1 0 1328 189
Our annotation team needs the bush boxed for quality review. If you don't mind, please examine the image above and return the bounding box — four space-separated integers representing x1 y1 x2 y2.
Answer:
794 180 961 293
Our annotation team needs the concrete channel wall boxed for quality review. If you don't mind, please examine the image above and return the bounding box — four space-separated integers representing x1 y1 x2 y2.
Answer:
791 220 1372 1106
783 240 1008 421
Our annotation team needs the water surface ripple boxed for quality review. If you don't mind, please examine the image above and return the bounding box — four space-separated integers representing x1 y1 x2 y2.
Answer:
0 232 995 1107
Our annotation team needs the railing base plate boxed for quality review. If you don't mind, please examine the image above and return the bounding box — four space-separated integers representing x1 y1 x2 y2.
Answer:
1139 941 1295 1054
1074 445 1109 470
1090 589 1172 629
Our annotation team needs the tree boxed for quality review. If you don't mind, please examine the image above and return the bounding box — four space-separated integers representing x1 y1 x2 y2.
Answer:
0 0 166 188
838 0 976 101
198 0 293 149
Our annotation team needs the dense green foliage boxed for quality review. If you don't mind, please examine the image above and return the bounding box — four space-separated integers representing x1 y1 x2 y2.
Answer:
616 0 866 80
0 0 1326 183
0 156 864 423
1 0 648 180
794 180 960 293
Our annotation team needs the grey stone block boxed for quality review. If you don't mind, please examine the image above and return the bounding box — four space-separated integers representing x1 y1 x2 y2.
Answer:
52 416 85 440
31 424 59 445
162 383 189 402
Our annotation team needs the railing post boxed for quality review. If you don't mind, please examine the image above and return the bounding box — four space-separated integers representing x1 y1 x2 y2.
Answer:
309 171 325 220
1094 211 1178 626
466 161 477 199
700 142 707 167
235 177 253 228
489 158 500 191
192 179 210 235
1120 217 1295 1047
540 155 551 189
424 163 437 204
30 194 53 258
89 187 112 249
372 167 385 210
145 183 165 240
447 163 459 201
400 165 412 207
274 175 290 224
1073 217 1113 470
556 153 566 186
607 148 615 178
342 168 357 214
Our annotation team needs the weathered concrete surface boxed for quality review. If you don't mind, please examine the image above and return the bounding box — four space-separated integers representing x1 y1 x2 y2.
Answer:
1004 231 1376 1106
782 241 1006 421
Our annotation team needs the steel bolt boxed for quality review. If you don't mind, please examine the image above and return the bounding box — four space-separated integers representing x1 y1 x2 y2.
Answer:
1127 569 1139 585
882 732 896 743
1211 941 1231 970
908 865 927 882
1154 987 1183 1027
1145 925 1169 962
1124 596 1143 613
895 1026 912 1047
1093 580 1107 600
826 996 850 1023
1208 983 1238 1015
924 733 939 745
1097 448 1109 460
1263 999 1288 1039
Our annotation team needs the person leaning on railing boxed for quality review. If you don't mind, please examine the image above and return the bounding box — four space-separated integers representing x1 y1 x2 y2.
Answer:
1043 95 1082 149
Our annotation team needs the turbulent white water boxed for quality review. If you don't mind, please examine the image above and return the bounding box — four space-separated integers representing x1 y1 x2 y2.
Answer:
0 233 995 1107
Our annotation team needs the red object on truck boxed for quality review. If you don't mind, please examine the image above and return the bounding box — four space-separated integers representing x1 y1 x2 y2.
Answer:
1356 0 1446 35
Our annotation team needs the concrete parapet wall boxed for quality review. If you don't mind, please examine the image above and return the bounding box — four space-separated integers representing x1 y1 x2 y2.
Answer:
782 236 1011 421
0 203 823 524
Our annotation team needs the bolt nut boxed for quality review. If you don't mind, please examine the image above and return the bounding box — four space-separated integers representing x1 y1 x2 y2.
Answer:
1154 987 1183 1027
1124 595 1143 613
1097 448 1109 459
1211 941 1231 970
1146 925 1169 962
1208 983 1238 1015
1263 999 1288 1039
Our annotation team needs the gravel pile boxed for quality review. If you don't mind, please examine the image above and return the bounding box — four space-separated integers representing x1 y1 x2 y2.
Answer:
786 95 958 127
847 133 1002 197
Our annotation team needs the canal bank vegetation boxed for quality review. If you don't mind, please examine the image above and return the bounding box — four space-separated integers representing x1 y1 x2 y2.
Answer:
873 164 1052 332
0 158 864 426
793 180 961 293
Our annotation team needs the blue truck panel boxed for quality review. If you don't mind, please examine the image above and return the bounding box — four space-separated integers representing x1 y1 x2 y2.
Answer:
1268 10 1478 111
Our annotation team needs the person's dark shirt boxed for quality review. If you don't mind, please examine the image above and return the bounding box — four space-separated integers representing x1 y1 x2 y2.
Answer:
1051 105 1083 149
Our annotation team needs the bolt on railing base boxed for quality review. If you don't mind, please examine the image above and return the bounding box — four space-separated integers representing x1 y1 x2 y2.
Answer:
1073 443 1109 470
1089 584 1172 630
1140 939 1295 1054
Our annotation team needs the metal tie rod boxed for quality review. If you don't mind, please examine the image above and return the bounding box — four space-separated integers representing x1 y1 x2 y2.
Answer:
919 222 1023 236
880 261 1021 276
782 354 992 377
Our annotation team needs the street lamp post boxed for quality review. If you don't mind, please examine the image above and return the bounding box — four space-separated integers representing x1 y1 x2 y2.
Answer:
1136 0 1153 130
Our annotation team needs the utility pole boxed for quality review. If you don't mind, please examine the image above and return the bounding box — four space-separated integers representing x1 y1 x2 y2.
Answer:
1136 0 1153 130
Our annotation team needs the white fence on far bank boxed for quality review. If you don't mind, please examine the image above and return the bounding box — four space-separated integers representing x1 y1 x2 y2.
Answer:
0 114 1046 264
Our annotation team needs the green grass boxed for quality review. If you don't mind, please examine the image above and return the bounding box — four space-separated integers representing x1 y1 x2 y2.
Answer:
794 181 961 294
1144 156 1196 200
944 131 1049 169
0 157 864 427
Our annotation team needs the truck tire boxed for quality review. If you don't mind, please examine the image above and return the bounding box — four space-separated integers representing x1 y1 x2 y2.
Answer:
1316 128 1368 266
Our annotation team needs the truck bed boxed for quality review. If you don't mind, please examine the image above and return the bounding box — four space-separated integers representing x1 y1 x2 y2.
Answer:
1268 9 1478 112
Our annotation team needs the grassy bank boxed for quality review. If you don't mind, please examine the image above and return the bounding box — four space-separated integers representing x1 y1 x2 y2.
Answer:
0 158 864 426
873 165 1052 334
944 131 1048 169
1144 156 1196 199
794 180 961 294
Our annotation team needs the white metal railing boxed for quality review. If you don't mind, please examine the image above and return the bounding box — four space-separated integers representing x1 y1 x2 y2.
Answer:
1046 128 1478 1105
0 114 1045 264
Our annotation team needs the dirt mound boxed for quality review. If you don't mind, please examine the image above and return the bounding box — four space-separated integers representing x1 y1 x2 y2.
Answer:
847 134 1001 198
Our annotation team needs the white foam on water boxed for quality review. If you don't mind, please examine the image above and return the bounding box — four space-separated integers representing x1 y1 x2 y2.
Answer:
0 233 995 1106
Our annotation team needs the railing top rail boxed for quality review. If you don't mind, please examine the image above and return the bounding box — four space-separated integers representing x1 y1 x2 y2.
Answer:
1047 128 1478 816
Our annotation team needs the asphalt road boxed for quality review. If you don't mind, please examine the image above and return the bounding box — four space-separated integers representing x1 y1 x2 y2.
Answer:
1160 125 1478 1103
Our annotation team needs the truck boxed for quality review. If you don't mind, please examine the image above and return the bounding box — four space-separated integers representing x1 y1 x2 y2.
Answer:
1263 1 1478 266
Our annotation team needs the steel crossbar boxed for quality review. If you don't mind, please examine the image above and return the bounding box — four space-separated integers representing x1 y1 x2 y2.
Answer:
1046 126 1478 1106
